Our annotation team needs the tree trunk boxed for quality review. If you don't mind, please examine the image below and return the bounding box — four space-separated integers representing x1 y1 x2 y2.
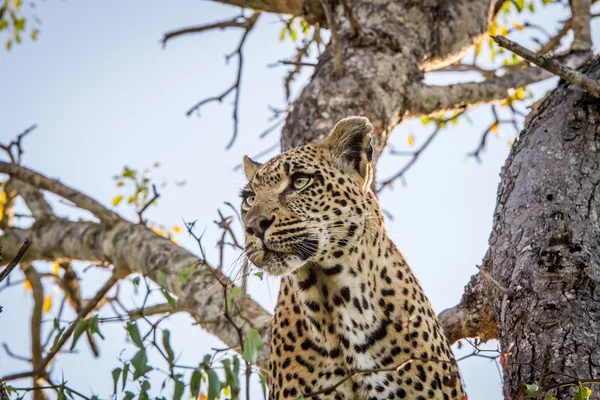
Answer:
487 57 600 399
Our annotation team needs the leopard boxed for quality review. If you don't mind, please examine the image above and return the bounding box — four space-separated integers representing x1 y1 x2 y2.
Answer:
241 116 464 400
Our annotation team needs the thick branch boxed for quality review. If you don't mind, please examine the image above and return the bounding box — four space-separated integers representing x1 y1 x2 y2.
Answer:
162 15 256 46
438 272 498 344
408 67 552 117
8 180 54 219
0 162 121 225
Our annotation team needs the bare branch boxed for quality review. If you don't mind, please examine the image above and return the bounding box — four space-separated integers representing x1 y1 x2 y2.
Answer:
538 19 571 55
409 67 552 117
0 238 31 284
0 162 121 225
493 36 600 98
137 184 159 224
22 265 44 400
570 0 592 52
186 13 260 150
319 0 343 78
162 15 256 47
0 124 37 164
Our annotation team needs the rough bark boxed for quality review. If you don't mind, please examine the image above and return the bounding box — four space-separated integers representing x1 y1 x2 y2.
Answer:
486 58 600 399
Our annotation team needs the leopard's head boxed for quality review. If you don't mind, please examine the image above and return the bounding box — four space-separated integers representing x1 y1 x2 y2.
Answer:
241 116 379 276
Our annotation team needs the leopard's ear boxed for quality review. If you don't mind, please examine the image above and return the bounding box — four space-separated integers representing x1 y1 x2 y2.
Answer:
243 156 262 181
321 116 374 188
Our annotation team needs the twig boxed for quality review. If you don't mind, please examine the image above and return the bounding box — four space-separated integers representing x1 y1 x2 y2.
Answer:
538 19 571 54
319 0 344 78
0 124 37 164
162 15 257 47
233 143 279 171
138 184 159 224
186 13 260 150
379 111 467 191
492 36 600 98
0 238 32 284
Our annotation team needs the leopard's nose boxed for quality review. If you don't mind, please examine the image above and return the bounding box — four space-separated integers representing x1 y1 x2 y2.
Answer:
245 216 275 240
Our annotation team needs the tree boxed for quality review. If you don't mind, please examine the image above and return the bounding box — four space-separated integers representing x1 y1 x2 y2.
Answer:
1 0 599 399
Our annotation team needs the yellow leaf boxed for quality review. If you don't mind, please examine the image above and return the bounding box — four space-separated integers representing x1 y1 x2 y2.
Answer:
200 394 207 400
501 26 508 36
173 225 181 233
223 386 230 396
509 138 515 147
0 191 6 204
112 195 123 207
52 262 60 275
171 238 179 245
155 228 164 237
406 134 414 147
14 0 21 9
451 116 459 125
500 99 510 106
491 122 499 132
43 295 52 313
515 87 525 100
514 23 524 31
420 116 430 125
24 279 32 292
490 24 497 36
475 41 482 56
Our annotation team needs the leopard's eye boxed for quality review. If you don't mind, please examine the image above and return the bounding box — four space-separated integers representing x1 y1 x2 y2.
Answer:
292 175 311 190
244 195 256 208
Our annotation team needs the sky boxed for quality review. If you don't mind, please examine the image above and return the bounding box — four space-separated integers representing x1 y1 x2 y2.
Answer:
0 1 598 399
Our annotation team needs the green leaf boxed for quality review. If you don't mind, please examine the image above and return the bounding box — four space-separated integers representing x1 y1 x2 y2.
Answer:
206 368 222 400
112 195 123 206
111 367 122 395
522 383 539 396
156 270 167 288
258 372 268 400
70 319 90 350
160 288 177 312
254 271 264 280
222 359 240 393
89 315 104 340
528 2 535 12
51 321 66 352
132 276 140 286
227 287 242 314
173 379 185 400
122 363 130 390
190 369 202 397
126 321 143 348
575 385 592 400
123 392 135 400
139 380 150 400
162 329 175 364
131 348 152 380
544 395 557 400
242 329 264 364
0 20 7 31
6 38 12 51
178 264 196 284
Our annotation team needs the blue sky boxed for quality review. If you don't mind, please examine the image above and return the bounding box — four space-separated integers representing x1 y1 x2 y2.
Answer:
0 1 597 399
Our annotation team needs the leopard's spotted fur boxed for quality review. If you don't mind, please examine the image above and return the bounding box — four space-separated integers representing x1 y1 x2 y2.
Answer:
241 117 464 400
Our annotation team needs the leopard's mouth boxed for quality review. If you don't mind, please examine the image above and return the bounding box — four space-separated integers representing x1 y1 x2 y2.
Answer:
246 236 319 274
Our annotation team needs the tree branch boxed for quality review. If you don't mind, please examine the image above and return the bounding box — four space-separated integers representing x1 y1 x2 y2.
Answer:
0 238 31 284
162 15 257 47
569 0 592 52
0 162 121 225
408 66 552 117
493 35 600 98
